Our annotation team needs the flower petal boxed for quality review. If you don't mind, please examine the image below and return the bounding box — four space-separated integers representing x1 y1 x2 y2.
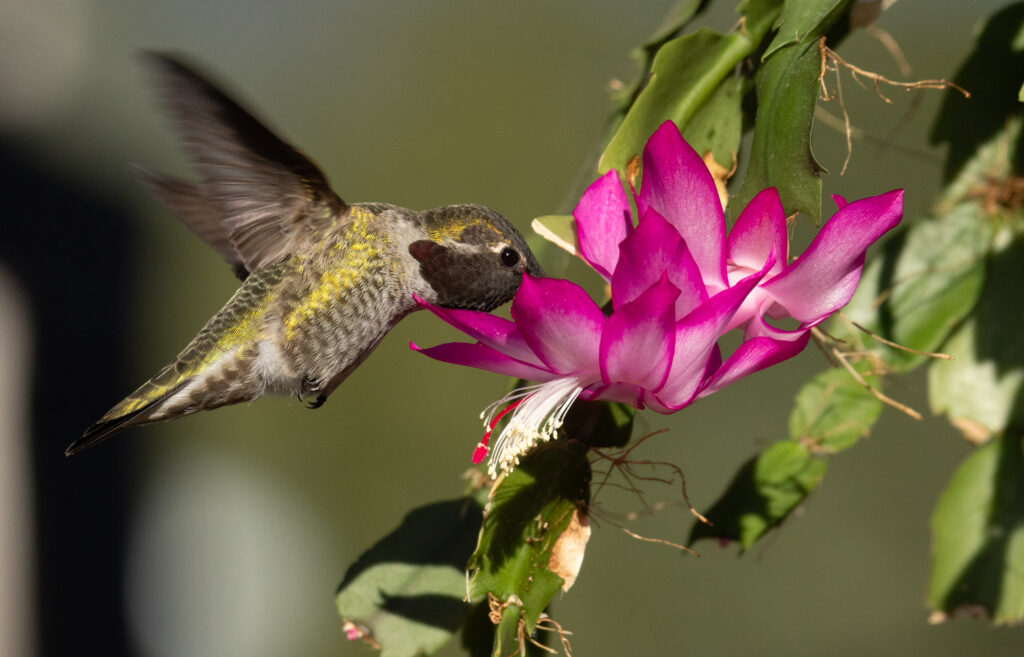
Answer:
763 189 903 324
412 341 554 381
600 275 679 390
511 275 605 374
654 264 768 409
637 121 727 288
414 295 540 366
587 381 645 407
699 330 811 397
610 208 707 315
728 187 787 275
573 170 632 280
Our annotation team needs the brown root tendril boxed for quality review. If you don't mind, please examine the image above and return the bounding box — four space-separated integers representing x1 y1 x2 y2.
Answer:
816 37 969 174
810 314 953 424
588 430 706 556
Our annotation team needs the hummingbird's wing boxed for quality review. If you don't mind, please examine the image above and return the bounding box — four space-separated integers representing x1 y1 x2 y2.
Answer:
133 166 249 279
146 53 348 271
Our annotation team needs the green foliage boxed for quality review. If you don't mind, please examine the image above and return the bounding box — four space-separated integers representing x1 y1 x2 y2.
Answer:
681 74 743 169
929 433 1024 624
929 227 1024 438
762 0 850 58
335 499 484 657
338 2 1024 652
731 1 854 224
467 440 591 652
789 366 883 453
930 3 1024 186
690 440 827 548
599 28 756 176
841 202 991 372
698 4 1024 625
600 0 785 176
692 365 878 548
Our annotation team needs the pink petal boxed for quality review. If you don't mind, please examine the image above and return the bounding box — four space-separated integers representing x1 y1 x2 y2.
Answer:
610 208 707 315
728 187 787 274
763 189 903 325
586 382 645 407
573 170 633 280
699 330 810 397
511 275 605 375
637 122 727 288
411 341 554 381
654 265 767 409
414 295 539 366
599 275 679 390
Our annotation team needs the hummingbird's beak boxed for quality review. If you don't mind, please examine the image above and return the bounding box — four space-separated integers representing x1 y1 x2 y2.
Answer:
524 253 546 278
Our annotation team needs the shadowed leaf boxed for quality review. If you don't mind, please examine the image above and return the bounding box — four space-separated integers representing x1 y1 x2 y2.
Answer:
336 498 482 657
930 227 1024 439
929 433 1024 624
690 440 827 548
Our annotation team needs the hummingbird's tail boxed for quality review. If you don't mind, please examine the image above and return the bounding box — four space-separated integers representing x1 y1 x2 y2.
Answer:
68 345 265 456
68 363 188 455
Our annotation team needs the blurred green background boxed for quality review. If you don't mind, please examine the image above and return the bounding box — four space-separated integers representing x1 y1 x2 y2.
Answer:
1 0 1022 655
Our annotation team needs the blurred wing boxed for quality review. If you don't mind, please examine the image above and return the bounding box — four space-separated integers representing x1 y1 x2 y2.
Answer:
146 52 347 270
134 166 249 279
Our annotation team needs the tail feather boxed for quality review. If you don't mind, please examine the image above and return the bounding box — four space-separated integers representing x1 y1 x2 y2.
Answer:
70 344 266 455
68 405 164 456
67 371 189 455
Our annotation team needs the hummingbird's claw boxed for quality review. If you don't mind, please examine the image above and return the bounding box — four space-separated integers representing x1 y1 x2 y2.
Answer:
299 374 326 408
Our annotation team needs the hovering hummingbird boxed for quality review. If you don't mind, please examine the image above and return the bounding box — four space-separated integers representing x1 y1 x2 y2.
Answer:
69 54 542 455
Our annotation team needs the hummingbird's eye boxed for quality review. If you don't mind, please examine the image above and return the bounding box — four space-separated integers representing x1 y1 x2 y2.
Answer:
499 246 520 268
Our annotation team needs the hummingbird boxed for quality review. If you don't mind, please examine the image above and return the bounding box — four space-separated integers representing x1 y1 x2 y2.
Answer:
69 54 542 456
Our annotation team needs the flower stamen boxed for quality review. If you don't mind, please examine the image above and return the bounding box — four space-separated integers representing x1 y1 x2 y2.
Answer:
487 378 586 477
473 398 525 464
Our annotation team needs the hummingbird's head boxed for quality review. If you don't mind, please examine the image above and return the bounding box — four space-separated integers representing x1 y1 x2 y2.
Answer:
411 204 543 311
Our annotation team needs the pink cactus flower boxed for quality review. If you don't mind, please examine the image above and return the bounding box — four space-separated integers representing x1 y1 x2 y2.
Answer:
414 122 903 475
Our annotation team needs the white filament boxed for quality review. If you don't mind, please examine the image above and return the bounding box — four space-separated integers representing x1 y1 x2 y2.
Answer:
481 377 586 478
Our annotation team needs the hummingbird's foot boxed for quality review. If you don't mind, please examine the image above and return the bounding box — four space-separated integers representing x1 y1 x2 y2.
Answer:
299 375 326 409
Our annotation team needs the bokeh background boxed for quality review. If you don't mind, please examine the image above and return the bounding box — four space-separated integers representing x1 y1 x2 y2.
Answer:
2 1 1022 655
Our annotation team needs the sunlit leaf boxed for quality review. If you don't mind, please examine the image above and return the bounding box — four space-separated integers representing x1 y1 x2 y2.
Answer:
335 499 482 657
763 0 852 59
739 0 787 42
929 433 1024 624
600 29 752 176
468 440 591 649
838 202 992 372
929 227 1024 440
690 440 827 549
731 39 824 223
789 366 883 452
611 0 715 119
